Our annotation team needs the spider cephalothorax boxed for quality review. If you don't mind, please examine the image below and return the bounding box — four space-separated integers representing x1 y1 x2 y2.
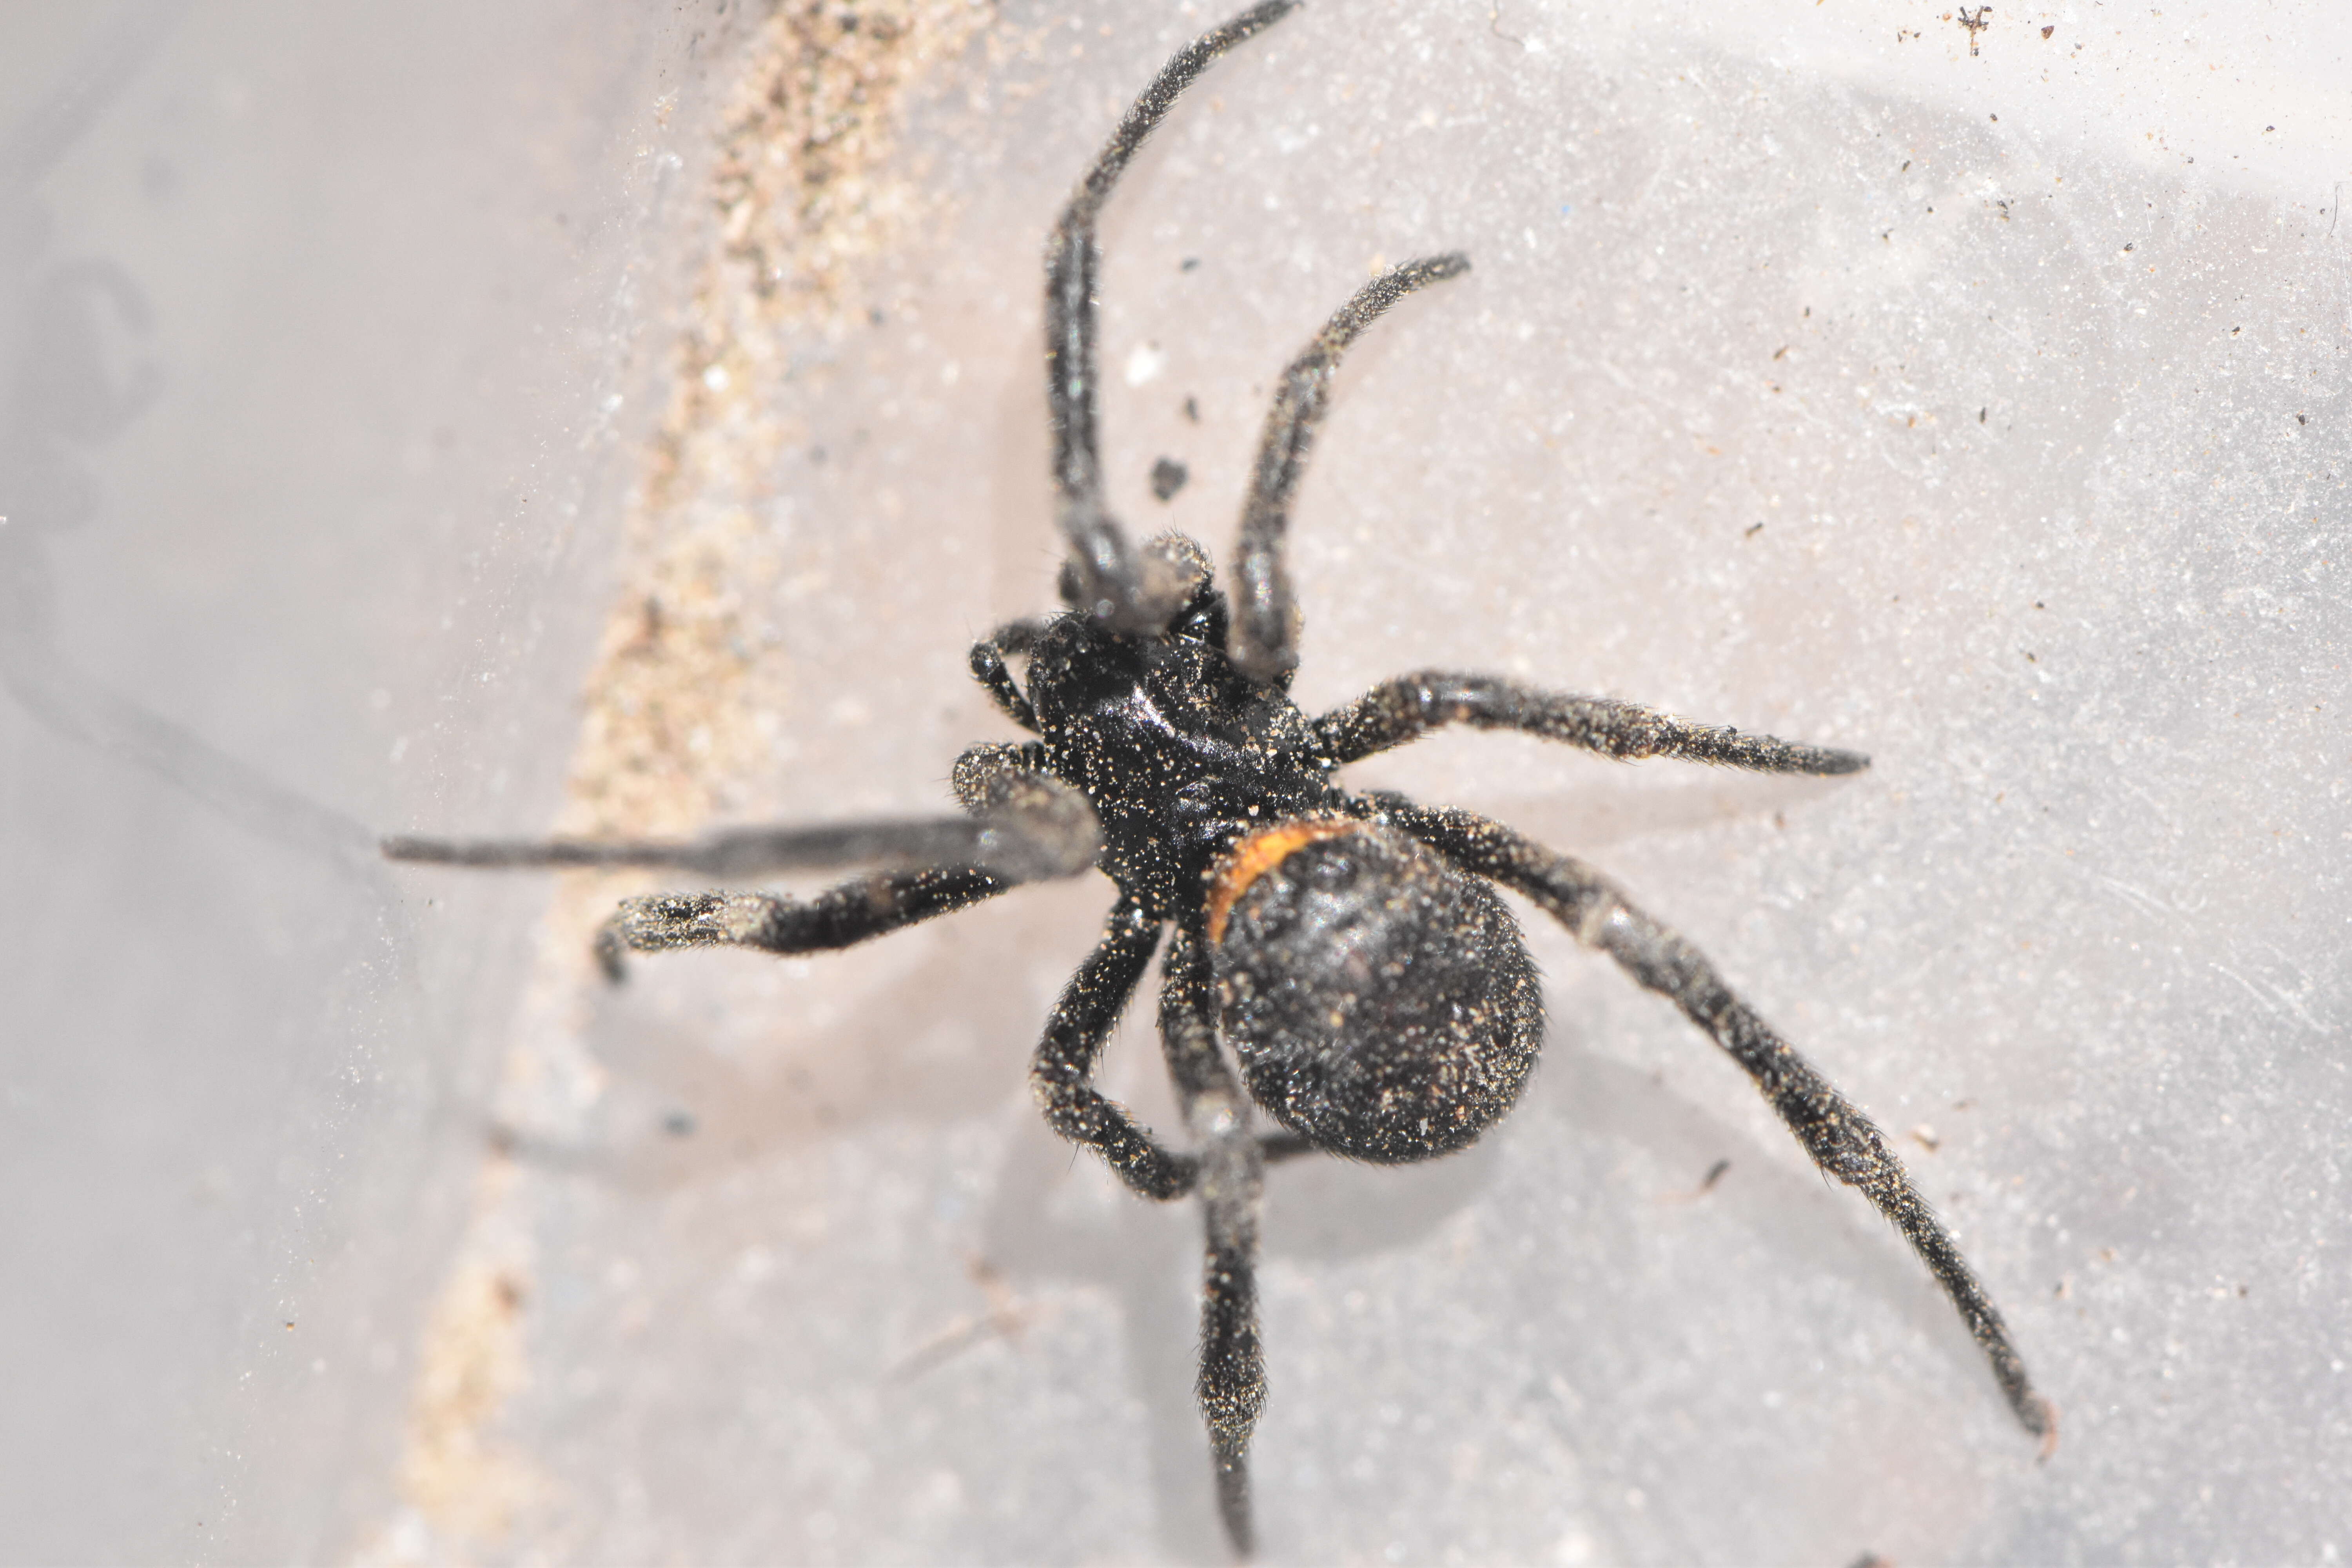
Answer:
388 2 2053 1554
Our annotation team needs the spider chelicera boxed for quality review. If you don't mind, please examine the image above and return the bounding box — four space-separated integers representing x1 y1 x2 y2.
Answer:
388 1 2053 1553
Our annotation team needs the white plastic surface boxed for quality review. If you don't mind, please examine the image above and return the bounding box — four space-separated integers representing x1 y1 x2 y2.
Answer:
0 1 732 1558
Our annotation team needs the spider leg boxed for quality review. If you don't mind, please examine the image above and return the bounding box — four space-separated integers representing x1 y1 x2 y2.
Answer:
1032 897 1200 1201
983 617 1056 655
1228 255 1470 686
1313 671 1869 775
969 638 1039 733
388 762 1093 881
1046 0 1299 634
1158 923 1269 1557
1371 792 2056 1448
388 766 1096 980
590 866 1007 983
592 747 1088 977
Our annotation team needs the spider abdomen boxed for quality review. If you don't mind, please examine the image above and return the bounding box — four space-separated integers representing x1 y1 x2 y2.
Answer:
1208 820 1543 1163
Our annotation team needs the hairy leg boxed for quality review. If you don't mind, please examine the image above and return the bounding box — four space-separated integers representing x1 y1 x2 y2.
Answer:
1227 256 1470 687
590 865 1002 982
968 639 1039 733
388 762 1096 887
1314 671 1867 774
1031 897 1201 1201
1045 0 1299 633
1160 924 1269 1555
1375 793 2054 1446
388 763 1095 980
968 618 1064 735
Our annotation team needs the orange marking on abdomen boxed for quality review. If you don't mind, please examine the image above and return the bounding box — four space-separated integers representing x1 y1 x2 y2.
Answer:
1204 818 1364 946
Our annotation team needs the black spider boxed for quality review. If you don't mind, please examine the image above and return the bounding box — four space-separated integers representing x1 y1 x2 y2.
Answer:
387 2 2053 1553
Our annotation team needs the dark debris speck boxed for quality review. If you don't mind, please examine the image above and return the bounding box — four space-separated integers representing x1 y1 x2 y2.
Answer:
1151 456 1191 501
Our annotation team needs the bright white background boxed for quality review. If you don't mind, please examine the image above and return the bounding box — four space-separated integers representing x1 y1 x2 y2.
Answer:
2 1 2344 1562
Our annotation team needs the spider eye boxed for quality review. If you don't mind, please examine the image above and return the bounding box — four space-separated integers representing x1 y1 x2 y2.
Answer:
1207 820 1543 1164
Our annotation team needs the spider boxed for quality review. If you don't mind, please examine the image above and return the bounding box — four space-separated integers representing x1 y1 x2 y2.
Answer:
387 2 2053 1553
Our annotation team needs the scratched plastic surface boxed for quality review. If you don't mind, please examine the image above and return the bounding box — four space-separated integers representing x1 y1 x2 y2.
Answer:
2 2 2345 1563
